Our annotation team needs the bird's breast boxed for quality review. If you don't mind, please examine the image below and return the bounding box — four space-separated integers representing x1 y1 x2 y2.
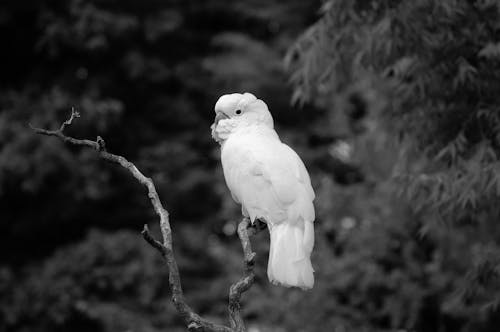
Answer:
221 127 278 161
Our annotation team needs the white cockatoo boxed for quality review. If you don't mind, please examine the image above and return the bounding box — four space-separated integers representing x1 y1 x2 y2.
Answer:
211 92 315 289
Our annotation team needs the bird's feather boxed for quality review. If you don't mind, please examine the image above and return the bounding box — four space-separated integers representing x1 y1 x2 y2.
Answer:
214 93 315 289
221 126 313 226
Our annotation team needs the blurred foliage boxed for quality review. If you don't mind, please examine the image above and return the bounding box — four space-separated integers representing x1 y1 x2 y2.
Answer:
287 0 500 220
1 0 500 332
286 0 500 331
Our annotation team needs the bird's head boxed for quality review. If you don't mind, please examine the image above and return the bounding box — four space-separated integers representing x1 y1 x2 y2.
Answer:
211 92 273 143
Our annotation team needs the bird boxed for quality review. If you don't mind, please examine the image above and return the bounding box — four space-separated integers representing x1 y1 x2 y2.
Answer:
211 92 315 289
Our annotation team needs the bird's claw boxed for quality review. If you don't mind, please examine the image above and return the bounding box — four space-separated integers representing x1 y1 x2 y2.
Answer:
254 218 267 231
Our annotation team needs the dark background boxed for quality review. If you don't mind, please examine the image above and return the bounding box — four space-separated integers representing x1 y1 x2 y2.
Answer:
1 1 500 331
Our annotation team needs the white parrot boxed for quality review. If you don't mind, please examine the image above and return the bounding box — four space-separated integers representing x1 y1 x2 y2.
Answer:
211 92 315 289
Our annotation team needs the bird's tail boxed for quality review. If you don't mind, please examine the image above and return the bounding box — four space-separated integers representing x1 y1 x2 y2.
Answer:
267 220 314 289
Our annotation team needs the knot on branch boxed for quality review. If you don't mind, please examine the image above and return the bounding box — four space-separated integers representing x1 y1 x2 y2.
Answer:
188 322 203 331
246 253 256 266
96 136 106 151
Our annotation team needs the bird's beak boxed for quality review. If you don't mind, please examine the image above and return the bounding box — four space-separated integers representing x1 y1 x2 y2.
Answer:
213 111 230 127
211 111 230 143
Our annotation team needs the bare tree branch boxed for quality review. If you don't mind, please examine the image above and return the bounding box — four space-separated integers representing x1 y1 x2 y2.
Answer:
30 109 264 332
228 218 256 332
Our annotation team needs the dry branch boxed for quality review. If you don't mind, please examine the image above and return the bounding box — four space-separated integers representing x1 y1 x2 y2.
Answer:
30 109 263 332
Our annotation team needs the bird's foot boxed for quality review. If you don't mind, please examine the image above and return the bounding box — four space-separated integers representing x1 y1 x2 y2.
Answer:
248 218 267 233
255 218 268 231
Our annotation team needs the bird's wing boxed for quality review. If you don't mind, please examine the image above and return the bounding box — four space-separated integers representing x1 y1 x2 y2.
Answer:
282 144 315 201
222 138 314 225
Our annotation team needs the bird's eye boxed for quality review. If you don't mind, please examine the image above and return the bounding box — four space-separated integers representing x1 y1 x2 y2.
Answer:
235 109 242 115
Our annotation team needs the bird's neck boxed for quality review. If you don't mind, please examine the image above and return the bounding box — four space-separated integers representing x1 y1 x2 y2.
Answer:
217 122 278 146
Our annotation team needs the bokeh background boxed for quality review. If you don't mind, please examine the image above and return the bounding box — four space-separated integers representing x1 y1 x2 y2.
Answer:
2 1 500 331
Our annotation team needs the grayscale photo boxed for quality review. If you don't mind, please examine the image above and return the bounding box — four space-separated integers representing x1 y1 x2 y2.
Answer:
1 1 499 331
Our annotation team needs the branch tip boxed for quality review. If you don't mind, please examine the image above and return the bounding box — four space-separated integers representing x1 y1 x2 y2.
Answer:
60 108 80 132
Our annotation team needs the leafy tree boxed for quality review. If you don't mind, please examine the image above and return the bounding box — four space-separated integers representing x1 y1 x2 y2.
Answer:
287 0 500 330
288 0 500 219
